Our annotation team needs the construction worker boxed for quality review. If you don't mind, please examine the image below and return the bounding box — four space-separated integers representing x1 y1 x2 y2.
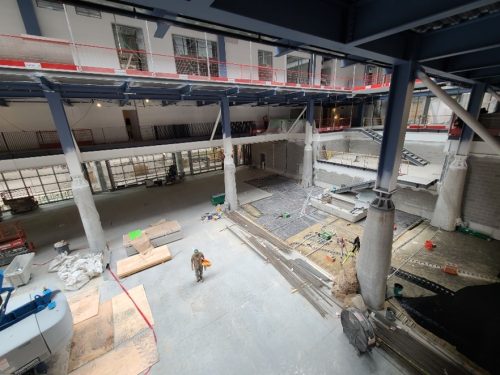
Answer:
191 249 205 282
352 236 360 252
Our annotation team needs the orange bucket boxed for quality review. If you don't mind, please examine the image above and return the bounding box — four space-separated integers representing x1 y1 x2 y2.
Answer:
201 259 212 267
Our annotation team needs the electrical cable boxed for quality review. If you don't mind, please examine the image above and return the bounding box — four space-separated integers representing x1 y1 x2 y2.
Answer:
107 266 157 375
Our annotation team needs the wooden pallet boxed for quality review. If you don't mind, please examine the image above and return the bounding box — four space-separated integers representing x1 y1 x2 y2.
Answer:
117 245 172 278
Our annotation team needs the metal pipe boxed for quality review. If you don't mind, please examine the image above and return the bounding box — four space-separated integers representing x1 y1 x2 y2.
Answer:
417 70 500 155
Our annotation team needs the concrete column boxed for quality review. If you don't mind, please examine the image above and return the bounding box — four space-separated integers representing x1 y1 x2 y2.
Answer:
175 152 184 177
220 97 238 210
431 83 486 230
44 90 108 266
301 99 314 188
431 155 468 230
187 151 194 175
95 161 109 192
357 62 416 310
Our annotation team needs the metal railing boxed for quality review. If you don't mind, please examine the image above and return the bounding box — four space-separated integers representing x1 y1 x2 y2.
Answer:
0 120 292 156
0 33 354 91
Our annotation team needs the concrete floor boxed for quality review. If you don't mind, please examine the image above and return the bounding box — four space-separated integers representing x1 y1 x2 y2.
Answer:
2 167 407 375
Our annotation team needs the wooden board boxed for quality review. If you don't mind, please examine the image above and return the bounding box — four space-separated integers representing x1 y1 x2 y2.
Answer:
117 245 172 278
130 236 153 255
68 301 114 372
68 288 100 325
112 285 154 345
70 329 158 375
143 220 181 240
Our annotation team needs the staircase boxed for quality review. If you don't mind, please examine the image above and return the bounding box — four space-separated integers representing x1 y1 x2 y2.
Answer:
331 180 375 194
360 128 430 166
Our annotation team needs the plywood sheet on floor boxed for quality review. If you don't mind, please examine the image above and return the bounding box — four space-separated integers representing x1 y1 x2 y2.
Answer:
112 285 155 345
68 288 100 325
69 301 114 372
117 244 172 278
69 330 158 375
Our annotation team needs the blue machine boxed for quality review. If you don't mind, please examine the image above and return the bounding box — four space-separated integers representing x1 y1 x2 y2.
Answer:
0 271 73 374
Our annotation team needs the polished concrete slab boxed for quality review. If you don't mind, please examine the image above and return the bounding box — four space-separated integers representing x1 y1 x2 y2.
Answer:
2 167 406 374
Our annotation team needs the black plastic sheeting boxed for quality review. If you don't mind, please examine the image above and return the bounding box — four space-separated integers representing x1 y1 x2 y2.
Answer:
398 283 500 374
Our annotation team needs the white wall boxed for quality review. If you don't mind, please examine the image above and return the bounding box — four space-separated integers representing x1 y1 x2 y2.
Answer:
0 100 292 134
0 0 25 34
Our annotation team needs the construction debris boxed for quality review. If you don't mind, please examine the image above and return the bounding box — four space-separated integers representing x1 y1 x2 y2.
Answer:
49 252 103 290
331 260 359 302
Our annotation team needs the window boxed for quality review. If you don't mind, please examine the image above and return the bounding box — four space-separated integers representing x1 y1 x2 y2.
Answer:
112 24 148 71
286 56 310 84
172 35 218 77
320 66 331 86
257 50 273 81
75 6 101 18
36 0 63 11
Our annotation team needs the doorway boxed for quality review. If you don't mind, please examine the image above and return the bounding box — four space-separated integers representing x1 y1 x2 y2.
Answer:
122 110 142 141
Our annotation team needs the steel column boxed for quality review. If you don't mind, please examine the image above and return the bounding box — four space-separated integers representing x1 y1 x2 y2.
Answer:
457 82 486 156
17 0 41 36
44 90 107 262
375 62 416 193
217 35 227 77
357 61 416 311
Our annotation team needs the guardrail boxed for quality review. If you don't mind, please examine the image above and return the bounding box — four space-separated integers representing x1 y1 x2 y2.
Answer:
0 33 354 91
0 120 289 156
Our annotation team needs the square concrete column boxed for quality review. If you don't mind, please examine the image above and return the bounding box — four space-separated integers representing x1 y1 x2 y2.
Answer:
431 82 486 231
220 96 238 210
357 62 416 310
175 152 185 177
301 99 314 188
44 90 108 267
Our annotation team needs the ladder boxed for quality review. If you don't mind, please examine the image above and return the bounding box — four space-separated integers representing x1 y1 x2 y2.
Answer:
360 128 430 166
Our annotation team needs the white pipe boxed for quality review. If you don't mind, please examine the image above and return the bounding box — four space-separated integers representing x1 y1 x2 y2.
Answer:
417 71 500 155
210 109 221 141
288 106 307 134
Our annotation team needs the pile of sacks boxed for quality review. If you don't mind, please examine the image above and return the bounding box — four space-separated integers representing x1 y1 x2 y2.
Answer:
331 260 359 302
48 252 103 290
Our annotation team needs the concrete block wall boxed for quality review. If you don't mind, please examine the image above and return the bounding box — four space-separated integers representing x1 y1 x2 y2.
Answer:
392 188 437 220
462 156 500 238
250 140 304 178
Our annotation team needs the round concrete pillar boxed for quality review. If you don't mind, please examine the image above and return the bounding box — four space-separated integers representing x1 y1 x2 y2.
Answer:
431 155 468 231
357 194 395 310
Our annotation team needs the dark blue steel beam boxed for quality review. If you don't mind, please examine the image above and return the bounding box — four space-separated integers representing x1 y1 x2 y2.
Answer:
347 0 498 46
465 66 500 80
217 35 227 77
419 12 500 62
44 90 78 157
257 89 276 99
457 82 486 156
132 0 400 65
220 96 231 138
375 61 416 193
427 47 500 73
17 0 42 36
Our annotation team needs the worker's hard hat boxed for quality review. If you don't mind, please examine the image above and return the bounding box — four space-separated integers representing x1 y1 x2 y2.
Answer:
194 249 199 253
